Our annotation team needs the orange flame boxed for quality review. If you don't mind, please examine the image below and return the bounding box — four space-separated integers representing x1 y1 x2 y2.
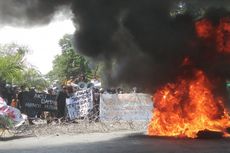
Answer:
195 17 230 53
195 19 214 39
148 70 230 138
216 17 230 53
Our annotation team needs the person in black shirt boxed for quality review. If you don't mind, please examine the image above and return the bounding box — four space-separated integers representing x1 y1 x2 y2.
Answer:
17 85 27 114
56 85 68 119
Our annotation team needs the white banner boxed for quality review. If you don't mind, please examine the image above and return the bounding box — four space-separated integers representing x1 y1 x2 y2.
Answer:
100 93 153 121
66 89 93 120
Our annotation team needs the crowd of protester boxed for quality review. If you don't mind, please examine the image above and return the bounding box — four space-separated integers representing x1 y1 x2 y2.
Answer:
0 74 140 127
0 75 102 125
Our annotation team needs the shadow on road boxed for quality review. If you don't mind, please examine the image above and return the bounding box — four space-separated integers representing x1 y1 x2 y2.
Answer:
1 132 230 153
0 135 35 141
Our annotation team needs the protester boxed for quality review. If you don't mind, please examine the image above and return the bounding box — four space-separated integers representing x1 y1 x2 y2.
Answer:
45 88 56 124
66 76 74 86
90 76 101 88
66 85 74 97
92 88 100 122
11 98 17 107
26 88 37 125
67 76 80 86
80 74 86 82
4 84 14 105
56 85 68 120
11 86 19 108
17 85 27 114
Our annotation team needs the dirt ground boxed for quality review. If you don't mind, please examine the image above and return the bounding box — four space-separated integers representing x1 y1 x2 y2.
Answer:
0 117 147 141
12 119 149 137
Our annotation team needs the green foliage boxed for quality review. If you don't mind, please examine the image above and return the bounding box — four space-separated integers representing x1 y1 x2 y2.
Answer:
18 67 49 91
0 44 26 83
48 34 93 83
0 115 14 129
0 43 48 91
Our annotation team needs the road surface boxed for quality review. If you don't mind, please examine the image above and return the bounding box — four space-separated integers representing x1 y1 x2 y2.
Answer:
0 131 230 153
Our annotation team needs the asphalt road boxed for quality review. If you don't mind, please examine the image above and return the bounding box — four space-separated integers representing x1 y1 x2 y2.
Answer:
0 131 230 153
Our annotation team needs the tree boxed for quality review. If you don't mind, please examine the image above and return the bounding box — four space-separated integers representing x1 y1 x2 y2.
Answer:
19 67 48 91
47 34 93 83
0 44 26 83
0 43 49 91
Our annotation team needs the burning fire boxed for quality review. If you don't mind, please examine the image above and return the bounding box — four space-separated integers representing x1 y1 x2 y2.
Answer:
148 17 230 138
148 70 230 138
216 17 230 53
195 19 213 39
195 17 230 53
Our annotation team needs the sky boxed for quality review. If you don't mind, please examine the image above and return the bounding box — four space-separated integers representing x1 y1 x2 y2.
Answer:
0 19 75 74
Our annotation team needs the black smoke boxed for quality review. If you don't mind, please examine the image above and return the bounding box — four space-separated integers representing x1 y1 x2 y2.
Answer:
1 0 230 93
71 0 191 91
0 0 71 26
71 0 230 92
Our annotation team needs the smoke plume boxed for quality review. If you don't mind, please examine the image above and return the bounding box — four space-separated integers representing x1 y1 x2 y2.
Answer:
0 0 71 26
71 0 230 92
1 0 230 92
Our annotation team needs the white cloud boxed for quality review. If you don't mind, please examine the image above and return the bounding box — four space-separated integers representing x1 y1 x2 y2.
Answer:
0 19 75 74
